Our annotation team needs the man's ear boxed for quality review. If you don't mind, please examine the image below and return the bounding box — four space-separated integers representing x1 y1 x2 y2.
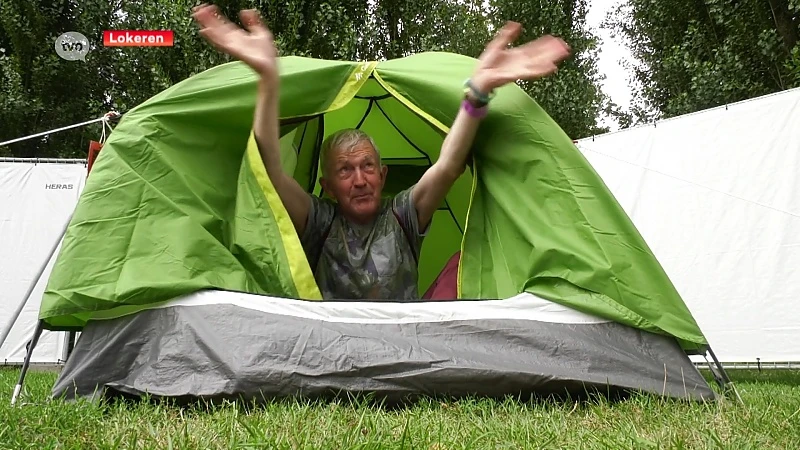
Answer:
319 177 333 199
380 164 388 188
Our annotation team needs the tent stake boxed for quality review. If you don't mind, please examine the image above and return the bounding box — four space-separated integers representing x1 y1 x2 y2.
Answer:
11 320 44 406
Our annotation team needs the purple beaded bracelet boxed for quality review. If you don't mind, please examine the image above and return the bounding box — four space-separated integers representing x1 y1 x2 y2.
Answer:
462 99 488 119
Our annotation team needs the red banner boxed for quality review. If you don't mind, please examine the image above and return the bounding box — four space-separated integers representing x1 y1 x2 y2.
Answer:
87 140 103 176
103 30 174 47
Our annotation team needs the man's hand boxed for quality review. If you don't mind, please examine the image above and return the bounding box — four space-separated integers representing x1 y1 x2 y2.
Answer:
413 24 570 231
193 4 312 236
471 22 571 94
192 4 279 82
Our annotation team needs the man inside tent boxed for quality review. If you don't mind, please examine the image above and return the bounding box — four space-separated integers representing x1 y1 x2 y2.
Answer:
193 4 570 301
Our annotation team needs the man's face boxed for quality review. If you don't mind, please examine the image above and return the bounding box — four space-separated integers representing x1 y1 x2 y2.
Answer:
321 140 387 223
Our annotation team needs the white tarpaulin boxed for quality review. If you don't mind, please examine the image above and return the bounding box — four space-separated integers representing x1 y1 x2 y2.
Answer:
575 88 800 363
1 161 87 364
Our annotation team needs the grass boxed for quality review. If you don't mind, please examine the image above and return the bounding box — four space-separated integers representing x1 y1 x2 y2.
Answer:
1 368 799 449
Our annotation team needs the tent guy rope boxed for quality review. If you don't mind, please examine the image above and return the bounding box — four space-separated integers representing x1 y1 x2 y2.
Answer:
0 112 121 148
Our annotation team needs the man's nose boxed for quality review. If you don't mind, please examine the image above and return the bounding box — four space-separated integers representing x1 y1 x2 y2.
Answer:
353 168 367 186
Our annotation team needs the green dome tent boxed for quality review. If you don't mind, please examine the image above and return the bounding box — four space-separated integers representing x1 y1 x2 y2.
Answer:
33 52 719 402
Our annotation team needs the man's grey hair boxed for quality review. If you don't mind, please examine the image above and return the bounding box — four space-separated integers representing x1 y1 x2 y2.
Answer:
320 128 382 177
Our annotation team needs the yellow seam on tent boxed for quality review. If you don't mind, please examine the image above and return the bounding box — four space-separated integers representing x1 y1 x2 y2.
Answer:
89 301 172 322
573 288 670 340
328 61 378 111
257 62 372 123
246 131 323 300
457 153 479 299
372 72 450 134
372 70 466 297
284 62 374 203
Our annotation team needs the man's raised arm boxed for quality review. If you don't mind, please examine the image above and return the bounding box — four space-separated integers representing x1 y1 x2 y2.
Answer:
251 74 313 235
193 4 312 235
412 22 571 230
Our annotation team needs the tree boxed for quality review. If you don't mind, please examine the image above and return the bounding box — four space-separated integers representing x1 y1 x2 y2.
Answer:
488 0 616 138
364 0 492 60
1 0 613 158
0 0 231 158
1 0 374 158
606 0 800 123
0 0 106 158
365 0 617 138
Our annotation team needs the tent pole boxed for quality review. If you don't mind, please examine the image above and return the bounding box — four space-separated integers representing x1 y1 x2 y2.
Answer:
66 332 77 359
706 347 744 404
0 212 72 350
703 354 725 387
11 320 44 406
60 331 78 365
706 347 732 385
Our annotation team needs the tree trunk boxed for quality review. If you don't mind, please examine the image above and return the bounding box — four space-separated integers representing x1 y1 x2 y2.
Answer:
386 0 399 59
766 0 799 52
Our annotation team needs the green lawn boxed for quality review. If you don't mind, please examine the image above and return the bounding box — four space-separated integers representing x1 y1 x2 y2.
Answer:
1 367 799 449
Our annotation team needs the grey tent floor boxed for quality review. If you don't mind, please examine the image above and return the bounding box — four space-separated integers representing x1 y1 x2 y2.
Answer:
51 297 715 403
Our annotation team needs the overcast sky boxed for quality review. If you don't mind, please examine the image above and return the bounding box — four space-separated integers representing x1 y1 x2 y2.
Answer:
586 0 635 130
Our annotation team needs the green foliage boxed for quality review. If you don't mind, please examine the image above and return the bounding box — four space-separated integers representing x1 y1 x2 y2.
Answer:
607 0 800 123
787 44 800 85
1 0 610 158
0 0 231 158
0 0 104 157
365 0 492 59
489 0 616 138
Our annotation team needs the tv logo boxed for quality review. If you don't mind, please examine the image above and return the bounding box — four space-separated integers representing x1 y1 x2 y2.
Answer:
45 184 74 190
55 31 90 61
